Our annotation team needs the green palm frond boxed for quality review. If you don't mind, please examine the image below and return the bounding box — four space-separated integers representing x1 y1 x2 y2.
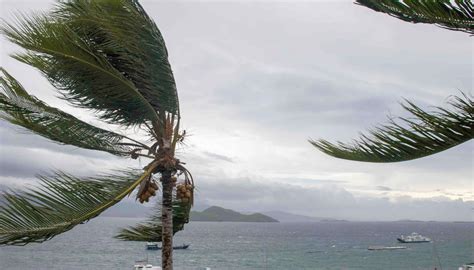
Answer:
355 0 474 34
115 201 191 242
0 170 155 245
0 168 154 245
58 0 179 116
311 93 473 162
0 68 133 156
1 0 179 126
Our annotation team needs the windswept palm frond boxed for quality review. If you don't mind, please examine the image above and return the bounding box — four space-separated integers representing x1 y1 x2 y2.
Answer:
355 0 474 34
58 0 180 117
115 201 192 242
1 0 179 126
311 93 473 162
0 68 134 156
0 167 156 245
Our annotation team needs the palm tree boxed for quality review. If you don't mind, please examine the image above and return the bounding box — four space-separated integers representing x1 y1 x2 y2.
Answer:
0 1 192 269
312 0 473 161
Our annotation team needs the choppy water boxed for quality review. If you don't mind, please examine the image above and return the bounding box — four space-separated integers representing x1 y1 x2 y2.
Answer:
0 217 472 269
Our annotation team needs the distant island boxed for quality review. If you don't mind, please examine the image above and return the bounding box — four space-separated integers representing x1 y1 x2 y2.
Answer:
191 206 279 222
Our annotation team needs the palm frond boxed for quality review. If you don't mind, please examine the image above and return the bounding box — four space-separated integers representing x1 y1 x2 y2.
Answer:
1 0 179 126
0 68 134 156
311 93 473 162
355 0 474 34
0 168 155 245
115 201 191 242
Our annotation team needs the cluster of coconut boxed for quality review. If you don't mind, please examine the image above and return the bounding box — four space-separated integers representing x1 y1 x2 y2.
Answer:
138 181 159 203
176 183 193 204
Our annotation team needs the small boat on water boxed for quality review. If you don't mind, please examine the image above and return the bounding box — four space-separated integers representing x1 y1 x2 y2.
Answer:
146 242 190 250
459 263 474 270
133 260 210 270
368 246 407 251
397 232 431 243
133 260 161 270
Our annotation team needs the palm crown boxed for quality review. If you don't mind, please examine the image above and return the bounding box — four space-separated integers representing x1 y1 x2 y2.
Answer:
0 1 192 261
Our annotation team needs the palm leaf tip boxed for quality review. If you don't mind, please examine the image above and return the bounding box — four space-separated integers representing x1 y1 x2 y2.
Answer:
355 0 474 35
311 93 473 162
0 68 133 156
0 169 152 246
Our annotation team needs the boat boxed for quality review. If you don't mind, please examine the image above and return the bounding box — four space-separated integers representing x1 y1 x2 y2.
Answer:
368 245 407 251
133 260 161 270
459 263 474 270
146 242 159 250
397 232 431 243
146 242 190 250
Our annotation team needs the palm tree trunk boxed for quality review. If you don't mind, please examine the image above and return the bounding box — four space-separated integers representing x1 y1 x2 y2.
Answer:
161 170 173 270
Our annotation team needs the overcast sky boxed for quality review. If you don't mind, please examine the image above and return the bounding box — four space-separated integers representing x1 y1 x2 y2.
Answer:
0 0 472 221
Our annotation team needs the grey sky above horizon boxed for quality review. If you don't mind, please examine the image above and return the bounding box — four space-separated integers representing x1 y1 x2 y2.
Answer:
0 0 472 221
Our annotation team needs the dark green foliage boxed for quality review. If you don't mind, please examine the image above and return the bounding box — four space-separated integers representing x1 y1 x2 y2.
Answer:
0 68 131 156
1 0 179 126
311 94 473 162
356 0 474 34
115 201 192 242
0 169 151 245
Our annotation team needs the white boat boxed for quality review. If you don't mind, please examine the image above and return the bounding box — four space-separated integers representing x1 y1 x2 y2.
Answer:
397 232 431 243
133 260 162 270
459 263 474 270
133 261 210 270
146 242 159 250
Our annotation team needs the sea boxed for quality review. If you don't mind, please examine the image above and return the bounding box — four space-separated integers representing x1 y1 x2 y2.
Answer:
0 217 472 270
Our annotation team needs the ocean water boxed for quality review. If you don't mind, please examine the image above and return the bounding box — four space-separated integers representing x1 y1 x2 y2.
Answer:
0 217 472 270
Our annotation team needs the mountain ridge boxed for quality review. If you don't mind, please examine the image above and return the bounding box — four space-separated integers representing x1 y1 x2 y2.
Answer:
191 206 278 222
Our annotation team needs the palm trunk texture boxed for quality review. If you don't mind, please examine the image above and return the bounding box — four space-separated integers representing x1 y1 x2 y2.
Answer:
161 170 174 270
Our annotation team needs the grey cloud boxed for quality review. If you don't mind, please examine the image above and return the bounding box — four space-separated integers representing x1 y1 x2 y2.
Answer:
376 186 392 191
202 151 234 163
0 145 124 178
0 122 120 160
193 176 472 222
1 1 471 221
